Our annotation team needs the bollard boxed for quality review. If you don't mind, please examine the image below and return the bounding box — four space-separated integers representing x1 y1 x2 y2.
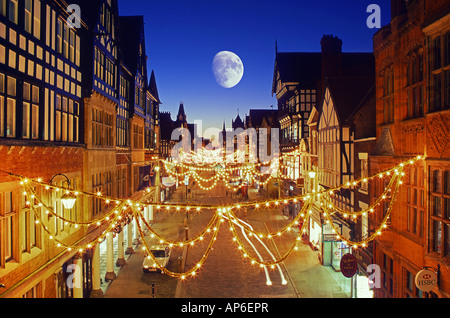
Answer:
151 281 157 298
178 256 183 273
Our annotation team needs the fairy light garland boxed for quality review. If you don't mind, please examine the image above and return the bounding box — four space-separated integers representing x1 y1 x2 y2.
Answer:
228 212 309 267
0 154 425 281
2 154 423 214
322 168 403 248
133 205 221 247
133 207 222 279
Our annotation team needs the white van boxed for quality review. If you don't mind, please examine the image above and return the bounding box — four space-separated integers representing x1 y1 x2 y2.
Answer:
142 245 171 273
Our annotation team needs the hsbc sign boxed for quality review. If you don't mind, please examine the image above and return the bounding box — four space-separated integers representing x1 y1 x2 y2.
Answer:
415 269 438 292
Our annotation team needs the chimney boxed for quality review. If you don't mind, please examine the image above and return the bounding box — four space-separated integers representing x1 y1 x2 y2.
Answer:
321 34 343 86
391 0 407 19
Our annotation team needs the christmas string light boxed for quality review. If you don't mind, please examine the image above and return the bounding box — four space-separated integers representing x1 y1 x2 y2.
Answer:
322 167 403 248
322 168 400 217
133 205 221 247
133 207 222 279
0 154 424 214
0 155 420 281
228 212 309 267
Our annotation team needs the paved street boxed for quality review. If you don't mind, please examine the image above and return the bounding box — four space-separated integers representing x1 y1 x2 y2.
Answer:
104 183 352 298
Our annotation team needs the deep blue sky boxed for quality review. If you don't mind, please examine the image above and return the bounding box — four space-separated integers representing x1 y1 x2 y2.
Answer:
118 0 391 134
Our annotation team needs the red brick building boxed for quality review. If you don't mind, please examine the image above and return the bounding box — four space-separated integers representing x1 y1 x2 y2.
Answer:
370 0 450 298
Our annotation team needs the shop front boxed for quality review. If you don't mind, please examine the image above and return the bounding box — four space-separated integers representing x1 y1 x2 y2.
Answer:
321 221 352 271
307 205 322 254
353 247 374 298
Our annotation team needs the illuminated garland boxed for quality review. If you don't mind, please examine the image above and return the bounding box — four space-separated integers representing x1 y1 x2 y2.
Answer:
322 168 403 248
0 155 425 281
133 207 222 279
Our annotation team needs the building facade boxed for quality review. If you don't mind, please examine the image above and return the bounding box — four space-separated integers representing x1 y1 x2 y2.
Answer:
0 0 160 298
370 0 450 298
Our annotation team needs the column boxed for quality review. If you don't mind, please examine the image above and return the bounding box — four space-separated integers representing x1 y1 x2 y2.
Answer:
125 221 134 255
149 205 154 223
90 244 104 298
144 206 149 233
72 256 83 298
105 232 117 281
133 217 141 245
116 229 126 266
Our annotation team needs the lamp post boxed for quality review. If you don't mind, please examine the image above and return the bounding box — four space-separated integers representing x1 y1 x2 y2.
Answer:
308 171 316 193
50 173 77 210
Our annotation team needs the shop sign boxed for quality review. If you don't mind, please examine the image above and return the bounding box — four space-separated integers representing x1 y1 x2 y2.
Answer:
323 234 338 242
415 269 438 293
340 253 357 278
322 223 339 242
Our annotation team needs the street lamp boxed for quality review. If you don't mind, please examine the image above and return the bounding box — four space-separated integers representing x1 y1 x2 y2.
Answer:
308 171 316 179
51 174 77 210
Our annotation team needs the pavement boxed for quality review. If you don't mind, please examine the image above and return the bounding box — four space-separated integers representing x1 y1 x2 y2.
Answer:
102 183 352 298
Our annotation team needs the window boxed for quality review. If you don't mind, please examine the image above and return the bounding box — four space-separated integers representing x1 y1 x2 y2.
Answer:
116 117 128 147
24 0 40 39
8 0 18 24
116 168 127 198
69 29 75 64
75 35 80 66
92 108 102 146
380 253 394 297
405 269 423 298
55 94 79 143
0 0 6 16
92 173 103 216
56 18 63 54
21 188 40 253
430 168 450 257
24 0 32 34
430 32 450 112
22 82 40 139
360 158 369 192
383 66 394 124
406 165 424 238
105 58 115 88
1 191 16 265
3 75 17 138
406 51 424 118
0 73 4 137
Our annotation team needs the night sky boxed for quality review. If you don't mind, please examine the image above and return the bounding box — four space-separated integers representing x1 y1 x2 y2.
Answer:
118 0 391 135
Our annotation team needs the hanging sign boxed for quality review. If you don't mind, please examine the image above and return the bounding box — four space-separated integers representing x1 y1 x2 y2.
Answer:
415 269 438 292
340 253 357 278
137 165 153 191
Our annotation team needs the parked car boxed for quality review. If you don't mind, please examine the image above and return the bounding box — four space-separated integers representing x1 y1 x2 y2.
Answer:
143 245 171 273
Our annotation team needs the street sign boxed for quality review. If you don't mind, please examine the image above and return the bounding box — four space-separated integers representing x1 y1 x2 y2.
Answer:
415 269 438 292
340 253 357 278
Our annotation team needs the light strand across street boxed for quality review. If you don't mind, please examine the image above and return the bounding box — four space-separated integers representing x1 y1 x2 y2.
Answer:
0 154 424 280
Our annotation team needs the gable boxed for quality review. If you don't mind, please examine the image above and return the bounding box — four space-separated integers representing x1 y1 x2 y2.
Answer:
319 88 339 130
